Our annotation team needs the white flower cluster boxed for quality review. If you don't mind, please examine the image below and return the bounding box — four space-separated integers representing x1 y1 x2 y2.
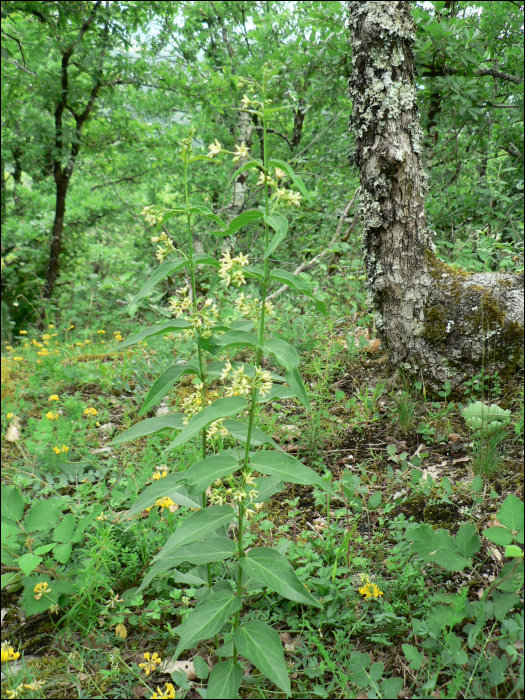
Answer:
180 382 219 425
168 286 220 339
234 292 274 322
141 205 164 226
220 361 273 399
256 168 302 206
209 470 262 516
206 419 229 442
207 139 250 163
219 251 250 287
149 231 176 262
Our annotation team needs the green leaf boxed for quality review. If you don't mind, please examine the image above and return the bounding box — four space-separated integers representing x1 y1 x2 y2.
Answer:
201 330 260 355
269 269 327 315
189 205 227 229
440 633 468 666
454 523 482 558
110 414 185 446
243 265 264 282
249 451 331 491
402 644 425 670
52 514 76 544
212 210 263 236
255 384 297 404
139 538 237 591
461 401 511 436
18 553 43 576
153 505 235 560
184 454 240 493
268 159 310 202
284 368 310 409
249 476 285 503
192 655 210 680
166 397 247 450
1 485 24 521
112 320 192 351
240 547 322 608
128 258 188 307
484 527 513 546
492 591 520 621
171 566 208 586
139 362 200 416
504 545 523 558
368 492 382 510
407 525 472 571
53 543 73 563
24 498 62 533
381 678 404 698
175 588 241 657
264 214 288 258
497 494 524 540
193 252 220 267
234 621 291 695
228 159 263 185
124 474 202 522
223 420 281 449
263 338 300 370
207 661 242 699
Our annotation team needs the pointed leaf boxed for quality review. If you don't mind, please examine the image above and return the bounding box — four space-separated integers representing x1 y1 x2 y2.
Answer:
207 661 242 699
175 589 241 657
240 547 322 608
264 214 288 258
234 620 291 694
497 494 524 536
52 514 76 544
213 210 264 237
454 523 482 559
139 363 200 416
228 159 263 185
124 473 201 522
112 320 192 351
200 330 260 355
1 485 24 521
250 450 330 491
193 252 220 267
270 269 327 315
153 505 235 560
243 265 264 282
284 368 310 408
269 159 310 202
139 538 237 591
166 397 247 450
189 205 227 229
129 258 188 307
24 498 62 532
184 454 240 493
255 384 297 404
263 338 300 370
249 476 285 503
223 420 282 449
171 566 208 585
110 414 185 446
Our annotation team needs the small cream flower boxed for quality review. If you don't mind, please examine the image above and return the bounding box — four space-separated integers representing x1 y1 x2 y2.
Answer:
241 94 252 108
287 191 302 207
208 139 222 157
274 167 286 179
233 142 249 163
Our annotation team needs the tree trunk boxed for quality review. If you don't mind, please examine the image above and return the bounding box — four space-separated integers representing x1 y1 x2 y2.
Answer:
347 1 523 393
42 174 69 300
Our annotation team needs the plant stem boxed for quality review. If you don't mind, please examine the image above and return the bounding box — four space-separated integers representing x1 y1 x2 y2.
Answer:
257 105 270 362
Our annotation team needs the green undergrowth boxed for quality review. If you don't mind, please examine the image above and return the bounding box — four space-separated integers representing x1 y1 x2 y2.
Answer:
1 308 523 699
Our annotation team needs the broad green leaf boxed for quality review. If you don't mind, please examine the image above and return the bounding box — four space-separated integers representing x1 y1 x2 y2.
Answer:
207 661 242 699
171 566 208 585
223 420 281 449
504 545 523 558
139 363 200 416
193 252 220 267
184 454 240 493
268 159 310 202
484 527 513 546
112 320 192 351
381 679 404 697
213 210 264 237
229 319 255 331
124 474 201 522
153 505 235 560
139 537 237 591
263 338 300 370
110 414 185 446
270 269 327 315
402 644 425 670
215 639 235 657
240 547 322 608
53 543 73 563
1 573 22 590
166 397 247 450
175 589 241 657
368 492 382 510
249 451 331 491
243 265 264 282
249 476 285 503
189 205 227 230
407 525 472 571
454 523 482 558
1 485 24 521
52 514 76 544
193 655 210 680
18 553 43 576
497 494 524 540
234 620 291 694
227 159 263 185
284 368 310 408
264 214 288 258
201 330 260 355
129 258 188 307
255 384 297 404
492 591 521 621
24 498 62 532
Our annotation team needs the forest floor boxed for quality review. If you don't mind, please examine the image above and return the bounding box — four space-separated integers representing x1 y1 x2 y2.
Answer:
1 316 523 699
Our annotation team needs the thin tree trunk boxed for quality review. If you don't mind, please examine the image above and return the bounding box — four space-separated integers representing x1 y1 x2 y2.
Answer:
347 1 523 393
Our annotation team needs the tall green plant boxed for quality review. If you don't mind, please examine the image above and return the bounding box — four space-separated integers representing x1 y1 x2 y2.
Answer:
111 66 330 698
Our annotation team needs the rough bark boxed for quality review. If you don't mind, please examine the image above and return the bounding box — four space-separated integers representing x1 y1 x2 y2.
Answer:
347 1 523 392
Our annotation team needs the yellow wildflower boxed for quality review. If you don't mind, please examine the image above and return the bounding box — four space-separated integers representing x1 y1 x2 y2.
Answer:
48 395 59 401
61 445 69 452
287 190 302 207
151 683 176 699
6 412 14 420
114 333 123 342
23 680 45 691
5 345 13 351
358 578 383 599
13 356 23 362
48 324 55 329
42 334 51 340
46 412 59 421
139 651 162 676
97 330 105 334
84 407 98 417
1 641 20 663
53 446 61 455
19 330 28 335
34 581 51 600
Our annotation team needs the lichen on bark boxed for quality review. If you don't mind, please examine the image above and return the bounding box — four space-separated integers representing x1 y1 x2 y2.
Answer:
347 1 523 393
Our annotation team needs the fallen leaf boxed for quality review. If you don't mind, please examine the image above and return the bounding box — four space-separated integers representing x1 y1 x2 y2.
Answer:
5 419 21 442
159 659 197 680
448 433 461 443
115 623 127 639
452 456 470 465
